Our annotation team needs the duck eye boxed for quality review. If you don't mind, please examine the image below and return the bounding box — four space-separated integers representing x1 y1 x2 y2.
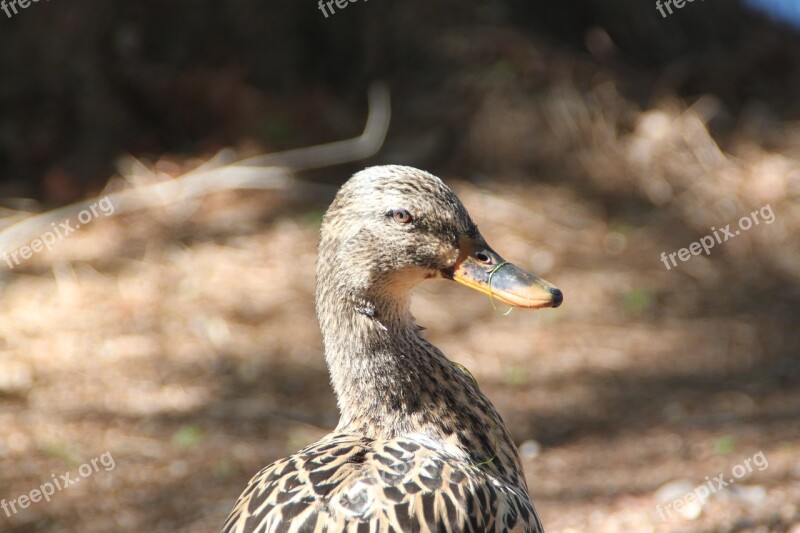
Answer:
475 252 492 264
391 209 413 224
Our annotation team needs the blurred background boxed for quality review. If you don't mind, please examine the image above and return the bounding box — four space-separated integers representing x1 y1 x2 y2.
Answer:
1 0 799 531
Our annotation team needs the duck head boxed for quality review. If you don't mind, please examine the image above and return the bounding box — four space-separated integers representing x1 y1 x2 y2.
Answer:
316 166 562 321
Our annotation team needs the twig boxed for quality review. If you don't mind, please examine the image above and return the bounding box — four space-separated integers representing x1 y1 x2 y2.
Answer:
0 83 391 259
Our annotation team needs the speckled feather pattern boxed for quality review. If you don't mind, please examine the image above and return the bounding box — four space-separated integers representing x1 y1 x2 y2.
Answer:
222 166 544 532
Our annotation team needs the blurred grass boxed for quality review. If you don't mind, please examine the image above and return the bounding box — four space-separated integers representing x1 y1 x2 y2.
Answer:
171 426 203 451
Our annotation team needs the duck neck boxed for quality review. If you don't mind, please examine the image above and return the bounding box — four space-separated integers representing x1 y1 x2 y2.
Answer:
317 287 427 433
316 285 526 486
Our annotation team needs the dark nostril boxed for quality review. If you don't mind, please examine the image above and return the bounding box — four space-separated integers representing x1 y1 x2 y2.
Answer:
549 288 563 308
475 252 492 264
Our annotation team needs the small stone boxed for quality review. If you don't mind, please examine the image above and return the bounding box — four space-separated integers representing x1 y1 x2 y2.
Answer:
519 440 541 460
725 485 767 506
603 231 627 255
655 479 705 520
0 360 33 395
680 500 703 520
655 479 695 503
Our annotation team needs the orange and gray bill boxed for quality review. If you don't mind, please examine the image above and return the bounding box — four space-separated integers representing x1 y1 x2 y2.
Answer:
442 236 562 309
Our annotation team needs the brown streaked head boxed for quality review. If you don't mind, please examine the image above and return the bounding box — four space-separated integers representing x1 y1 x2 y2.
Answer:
317 165 562 311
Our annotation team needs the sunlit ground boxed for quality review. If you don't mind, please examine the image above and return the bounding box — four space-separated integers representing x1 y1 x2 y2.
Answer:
0 119 798 531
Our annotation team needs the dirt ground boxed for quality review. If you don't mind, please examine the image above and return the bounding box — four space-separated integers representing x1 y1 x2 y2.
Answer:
1 2 800 531
0 167 798 532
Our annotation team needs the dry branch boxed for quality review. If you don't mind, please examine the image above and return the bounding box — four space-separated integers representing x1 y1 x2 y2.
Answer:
0 83 391 263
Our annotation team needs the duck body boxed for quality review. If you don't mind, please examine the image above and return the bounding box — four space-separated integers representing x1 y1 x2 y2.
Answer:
223 433 540 533
222 166 561 533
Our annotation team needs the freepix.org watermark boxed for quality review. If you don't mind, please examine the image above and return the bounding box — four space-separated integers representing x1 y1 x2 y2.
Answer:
656 450 768 521
660 204 775 271
1 0 50 20
2 195 115 270
655 0 706 19
1 451 115 518
317 0 368 18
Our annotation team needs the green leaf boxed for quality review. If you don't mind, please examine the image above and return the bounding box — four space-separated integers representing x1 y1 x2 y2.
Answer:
172 426 203 450
714 435 735 455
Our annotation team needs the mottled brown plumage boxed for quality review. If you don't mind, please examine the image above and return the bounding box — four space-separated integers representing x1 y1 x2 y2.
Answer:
222 166 562 532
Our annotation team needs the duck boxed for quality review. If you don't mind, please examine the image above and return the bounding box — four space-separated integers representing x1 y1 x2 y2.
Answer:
221 165 562 533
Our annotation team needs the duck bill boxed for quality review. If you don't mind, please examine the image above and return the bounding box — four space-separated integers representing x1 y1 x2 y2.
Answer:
442 236 563 309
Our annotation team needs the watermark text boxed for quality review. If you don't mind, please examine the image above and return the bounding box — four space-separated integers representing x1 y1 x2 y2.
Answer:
1 0 52 20
2 195 115 270
656 450 768 521
660 203 774 271
656 0 707 19
1 451 115 518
